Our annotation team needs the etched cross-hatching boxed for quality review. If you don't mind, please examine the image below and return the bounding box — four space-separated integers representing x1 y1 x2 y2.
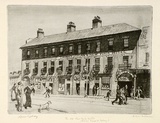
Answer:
8 5 152 114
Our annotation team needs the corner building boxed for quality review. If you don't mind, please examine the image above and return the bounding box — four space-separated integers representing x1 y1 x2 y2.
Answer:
20 16 143 97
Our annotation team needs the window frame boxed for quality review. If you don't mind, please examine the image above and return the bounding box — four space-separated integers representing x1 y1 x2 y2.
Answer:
108 38 114 51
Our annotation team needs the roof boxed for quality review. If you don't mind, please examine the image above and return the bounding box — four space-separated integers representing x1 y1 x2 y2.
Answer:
21 23 140 48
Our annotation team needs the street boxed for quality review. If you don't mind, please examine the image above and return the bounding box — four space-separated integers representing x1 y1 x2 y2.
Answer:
8 94 151 114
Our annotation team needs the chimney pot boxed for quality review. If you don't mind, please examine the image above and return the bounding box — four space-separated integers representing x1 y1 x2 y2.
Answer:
67 22 76 32
37 28 44 39
92 16 102 28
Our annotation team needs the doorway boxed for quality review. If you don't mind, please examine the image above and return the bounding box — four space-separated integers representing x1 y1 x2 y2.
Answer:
118 81 133 97
67 84 70 95
85 82 89 95
76 83 80 95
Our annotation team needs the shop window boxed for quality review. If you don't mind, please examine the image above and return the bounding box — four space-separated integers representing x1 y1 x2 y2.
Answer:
49 61 54 75
108 57 113 66
85 59 90 72
33 62 38 75
95 58 100 71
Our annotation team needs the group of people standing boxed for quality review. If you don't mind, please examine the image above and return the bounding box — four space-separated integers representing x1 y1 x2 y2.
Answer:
10 82 35 112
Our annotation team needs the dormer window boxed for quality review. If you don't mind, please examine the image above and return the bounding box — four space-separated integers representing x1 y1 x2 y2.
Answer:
51 47 55 55
27 50 30 59
43 47 48 57
86 43 90 53
108 38 114 50
78 44 81 54
59 46 63 55
35 49 39 58
69 45 73 53
96 42 101 52
124 38 129 48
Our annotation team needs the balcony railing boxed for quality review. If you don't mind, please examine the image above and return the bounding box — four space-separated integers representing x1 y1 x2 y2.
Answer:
32 68 38 75
23 68 30 76
118 64 131 70
48 67 54 75
41 67 47 75
103 65 113 74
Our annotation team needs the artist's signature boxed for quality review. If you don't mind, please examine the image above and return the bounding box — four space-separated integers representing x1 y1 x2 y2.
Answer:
18 115 38 119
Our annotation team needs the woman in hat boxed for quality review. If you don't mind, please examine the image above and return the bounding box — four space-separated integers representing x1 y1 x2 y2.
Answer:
24 84 32 109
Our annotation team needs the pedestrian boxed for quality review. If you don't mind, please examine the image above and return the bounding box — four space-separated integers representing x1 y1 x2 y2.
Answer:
130 86 134 98
135 86 142 100
93 85 96 96
11 83 17 101
96 86 100 96
24 84 32 109
106 90 111 101
31 84 35 96
112 86 121 105
124 85 129 104
15 82 23 112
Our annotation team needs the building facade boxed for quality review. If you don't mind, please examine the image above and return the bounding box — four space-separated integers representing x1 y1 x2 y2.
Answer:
20 16 147 97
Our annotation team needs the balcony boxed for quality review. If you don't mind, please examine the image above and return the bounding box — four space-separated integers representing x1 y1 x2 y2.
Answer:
118 64 131 70
74 66 81 74
23 68 30 76
41 67 47 75
65 66 72 75
103 65 113 75
32 68 38 75
48 67 54 75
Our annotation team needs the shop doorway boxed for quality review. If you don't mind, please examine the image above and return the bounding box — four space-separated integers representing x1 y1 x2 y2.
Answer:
118 81 133 97
85 82 89 95
67 84 70 95
76 83 80 95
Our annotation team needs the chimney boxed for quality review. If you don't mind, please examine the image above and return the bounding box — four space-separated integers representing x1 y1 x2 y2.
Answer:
37 28 44 39
92 16 102 28
67 22 76 32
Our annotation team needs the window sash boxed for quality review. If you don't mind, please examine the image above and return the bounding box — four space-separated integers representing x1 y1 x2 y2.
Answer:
124 39 129 47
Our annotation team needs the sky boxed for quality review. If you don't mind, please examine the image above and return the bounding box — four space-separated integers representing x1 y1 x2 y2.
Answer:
8 5 152 72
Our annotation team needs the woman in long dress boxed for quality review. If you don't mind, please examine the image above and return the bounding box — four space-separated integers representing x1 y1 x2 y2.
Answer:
24 84 32 109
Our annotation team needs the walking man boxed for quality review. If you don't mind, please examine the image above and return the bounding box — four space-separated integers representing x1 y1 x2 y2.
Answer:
24 84 32 109
112 86 121 105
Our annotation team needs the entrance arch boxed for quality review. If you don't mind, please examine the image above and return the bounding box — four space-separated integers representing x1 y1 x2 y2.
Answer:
117 72 134 97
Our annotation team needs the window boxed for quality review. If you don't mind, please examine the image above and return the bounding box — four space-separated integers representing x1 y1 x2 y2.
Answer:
78 44 81 54
123 56 129 64
108 39 114 50
95 58 100 71
27 50 30 58
59 61 63 71
108 57 113 66
124 38 129 48
69 45 73 53
96 42 101 52
86 43 90 52
35 49 39 58
34 62 38 75
41 62 47 75
26 63 29 69
59 46 63 54
77 59 81 72
69 60 73 67
43 47 48 57
145 52 149 63
49 61 55 75
85 59 90 72
51 47 55 55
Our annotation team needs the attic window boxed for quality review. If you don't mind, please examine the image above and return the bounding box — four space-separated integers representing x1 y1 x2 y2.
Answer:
78 44 81 54
96 42 101 52
86 43 90 52
69 45 73 53
27 50 30 58
35 49 39 58
60 46 63 54
51 47 55 55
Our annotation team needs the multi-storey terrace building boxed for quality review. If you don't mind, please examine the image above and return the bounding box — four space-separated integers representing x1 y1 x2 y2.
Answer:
20 16 150 97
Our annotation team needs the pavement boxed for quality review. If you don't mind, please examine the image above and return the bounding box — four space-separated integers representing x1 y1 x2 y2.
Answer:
8 94 152 114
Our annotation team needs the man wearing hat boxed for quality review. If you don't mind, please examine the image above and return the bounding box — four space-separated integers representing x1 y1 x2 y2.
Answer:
24 84 32 109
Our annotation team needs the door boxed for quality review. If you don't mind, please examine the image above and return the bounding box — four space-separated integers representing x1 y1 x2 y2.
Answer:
85 83 89 95
118 81 132 97
67 84 70 95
